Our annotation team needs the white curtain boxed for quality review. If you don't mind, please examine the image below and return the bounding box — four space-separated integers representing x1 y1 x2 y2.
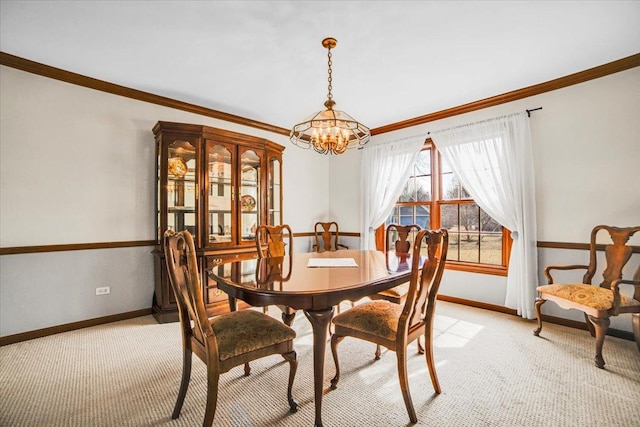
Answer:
431 112 538 319
360 136 425 250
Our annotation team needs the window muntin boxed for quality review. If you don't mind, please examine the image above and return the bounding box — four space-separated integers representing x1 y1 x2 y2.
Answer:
379 141 509 275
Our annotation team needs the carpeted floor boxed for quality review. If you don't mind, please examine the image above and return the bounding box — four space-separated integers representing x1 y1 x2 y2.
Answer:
1 301 639 427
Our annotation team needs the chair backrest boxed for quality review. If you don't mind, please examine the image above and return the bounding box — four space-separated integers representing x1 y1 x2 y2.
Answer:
163 230 214 349
314 221 341 252
584 225 640 289
255 224 293 258
398 229 448 339
386 223 422 256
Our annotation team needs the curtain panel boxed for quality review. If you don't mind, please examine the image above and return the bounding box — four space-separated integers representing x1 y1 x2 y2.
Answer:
431 112 538 319
360 136 425 250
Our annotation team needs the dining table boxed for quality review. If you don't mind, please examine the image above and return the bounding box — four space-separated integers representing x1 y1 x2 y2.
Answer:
209 249 414 427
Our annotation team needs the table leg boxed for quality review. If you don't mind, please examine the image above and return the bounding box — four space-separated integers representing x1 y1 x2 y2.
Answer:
303 308 334 427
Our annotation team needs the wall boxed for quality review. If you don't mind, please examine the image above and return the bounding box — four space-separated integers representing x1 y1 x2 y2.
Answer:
330 67 640 332
0 65 329 336
2 64 638 337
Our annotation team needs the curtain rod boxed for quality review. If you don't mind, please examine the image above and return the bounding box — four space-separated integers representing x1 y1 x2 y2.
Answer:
426 107 543 135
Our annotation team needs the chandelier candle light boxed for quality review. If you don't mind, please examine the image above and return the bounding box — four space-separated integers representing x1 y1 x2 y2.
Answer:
290 37 370 155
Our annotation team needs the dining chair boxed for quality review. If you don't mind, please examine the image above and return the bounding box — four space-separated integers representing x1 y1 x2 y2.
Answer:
164 230 298 427
255 224 296 324
330 228 448 423
255 224 293 258
369 223 424 356
313 221 348 252
371 223 422 305
534 225 640 368
312 221 354 314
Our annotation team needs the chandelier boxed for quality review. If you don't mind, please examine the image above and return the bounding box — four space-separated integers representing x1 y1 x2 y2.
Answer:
290 37 370 155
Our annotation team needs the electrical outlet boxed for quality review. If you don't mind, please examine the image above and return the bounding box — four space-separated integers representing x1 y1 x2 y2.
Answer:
96 286 110 296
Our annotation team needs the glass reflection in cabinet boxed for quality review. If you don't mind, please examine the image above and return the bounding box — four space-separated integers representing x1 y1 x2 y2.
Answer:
167 140 197 238
240 149 261 241
269 157 281 225
208 144 233 244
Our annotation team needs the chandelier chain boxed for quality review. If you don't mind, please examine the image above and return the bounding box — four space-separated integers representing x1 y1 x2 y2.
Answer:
327 48 333 101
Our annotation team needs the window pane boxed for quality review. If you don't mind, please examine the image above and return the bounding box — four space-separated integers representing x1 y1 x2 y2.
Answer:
481 212 501 232
398 177 416 202
460 204 479 234
440 204 458 230
414 205 430 229
442 172 459 200
459 204 479 263
480 232 502 265
398 206 413 225
415 149 431 175
415 176 431 201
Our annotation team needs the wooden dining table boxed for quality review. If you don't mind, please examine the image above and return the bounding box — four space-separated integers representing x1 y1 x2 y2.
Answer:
209 249 414 427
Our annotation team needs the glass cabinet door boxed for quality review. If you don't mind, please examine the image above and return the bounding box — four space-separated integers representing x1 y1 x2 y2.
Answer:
166 139 197 238
206 142 234 246
268 156 282 225
239 148 262 243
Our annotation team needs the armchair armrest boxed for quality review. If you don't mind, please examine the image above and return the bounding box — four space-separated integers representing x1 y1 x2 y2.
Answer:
610 278 640 315
543 264 589 284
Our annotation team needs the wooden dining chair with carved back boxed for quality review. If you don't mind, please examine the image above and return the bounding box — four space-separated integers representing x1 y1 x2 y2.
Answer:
255 224 293 259
534 225 640 369
255 224 297 325
312 221 354 314
164 230 298 427
330 229 448 424
369 223 424 356
313 221 348 252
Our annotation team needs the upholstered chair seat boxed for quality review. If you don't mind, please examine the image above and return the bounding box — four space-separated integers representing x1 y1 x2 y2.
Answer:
211 310 297 360
536 283 639 315
332 300 404 341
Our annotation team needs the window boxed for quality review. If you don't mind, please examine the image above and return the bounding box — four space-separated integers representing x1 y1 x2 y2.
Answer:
378 140 510 275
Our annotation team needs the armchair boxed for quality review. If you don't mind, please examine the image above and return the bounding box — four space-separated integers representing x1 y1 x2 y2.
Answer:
534 225 640 368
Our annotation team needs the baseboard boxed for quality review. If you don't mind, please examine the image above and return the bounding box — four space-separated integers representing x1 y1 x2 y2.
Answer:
0 308 152 346
2 299 634 346
439 295 635 342
437 294 518 315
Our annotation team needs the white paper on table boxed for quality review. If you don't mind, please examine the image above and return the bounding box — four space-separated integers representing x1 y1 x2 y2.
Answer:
307 258 358 268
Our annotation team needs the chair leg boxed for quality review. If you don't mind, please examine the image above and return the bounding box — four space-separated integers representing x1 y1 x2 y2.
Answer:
632 313 640 352
533 299 546 336
375 344 381 360
396 347 417 423
417 336 425 354
202 368 220 427
423 332 441 394
244 362 251 376
282 350 299 413
588 316 610 369
584 313 596 338
330 334 345 389
172 348 192 419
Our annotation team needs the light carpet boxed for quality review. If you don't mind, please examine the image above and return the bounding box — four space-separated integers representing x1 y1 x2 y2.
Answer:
1 301 639 427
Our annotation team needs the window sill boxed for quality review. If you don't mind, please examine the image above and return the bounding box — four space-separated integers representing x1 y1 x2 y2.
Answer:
445 261 508 276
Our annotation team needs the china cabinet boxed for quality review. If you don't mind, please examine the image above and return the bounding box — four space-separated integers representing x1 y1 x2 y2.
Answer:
152 121 284 322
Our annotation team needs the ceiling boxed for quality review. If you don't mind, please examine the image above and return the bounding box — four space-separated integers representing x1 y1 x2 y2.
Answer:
1 1 639 132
